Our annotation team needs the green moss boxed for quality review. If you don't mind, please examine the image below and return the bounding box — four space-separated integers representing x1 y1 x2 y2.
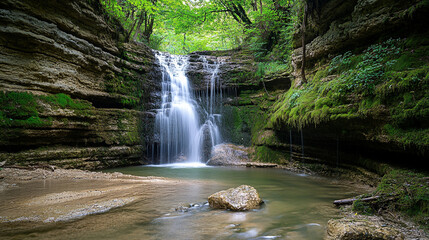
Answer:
0 92 96 128
383 124 429 150
120 97 139 108
105 69 144 103
0 91 50 128
0 91 37 120
389 47 429 71
40 93 92 110
227 71 258 85
113 111 140 145
254 146 288 164
222 90 275 146
405 32 429 48
312 67 329 82
268 36 429 151
376 169 429 229
352 197 375 215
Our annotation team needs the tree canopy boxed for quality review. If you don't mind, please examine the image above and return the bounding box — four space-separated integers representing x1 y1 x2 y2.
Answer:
101 0 302 57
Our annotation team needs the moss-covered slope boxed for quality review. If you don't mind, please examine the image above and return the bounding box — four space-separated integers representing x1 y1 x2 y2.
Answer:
270 35 428 159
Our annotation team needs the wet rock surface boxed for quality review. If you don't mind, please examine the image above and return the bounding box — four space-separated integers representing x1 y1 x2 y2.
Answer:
206 144 250 166
326 208 429 240
187 49 257 91
208 185 263 211
326 218 404 240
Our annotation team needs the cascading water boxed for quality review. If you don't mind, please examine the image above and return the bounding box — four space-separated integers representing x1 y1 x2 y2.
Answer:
195 56 222 161
154 52 223 164
155 52 200 164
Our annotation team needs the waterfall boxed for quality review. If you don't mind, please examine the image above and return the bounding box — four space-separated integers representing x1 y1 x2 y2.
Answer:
154 52 222 164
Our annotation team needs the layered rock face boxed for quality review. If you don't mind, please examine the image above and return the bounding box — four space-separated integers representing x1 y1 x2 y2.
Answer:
0 0 160 169
292 0 429 71
187 48 259 91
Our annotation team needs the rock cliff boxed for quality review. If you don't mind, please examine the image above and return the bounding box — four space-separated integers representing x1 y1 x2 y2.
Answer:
191 0 428 175
292 0 429 72
0 0 160 169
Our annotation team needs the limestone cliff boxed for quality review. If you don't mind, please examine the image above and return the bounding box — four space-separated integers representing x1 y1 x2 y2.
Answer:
0 0 160 169
292 0 429 73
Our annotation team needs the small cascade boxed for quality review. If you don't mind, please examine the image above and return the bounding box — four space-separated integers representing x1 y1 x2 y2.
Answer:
301 129 305 158
196 56 223 161
153 52 223 164
289 130 293 161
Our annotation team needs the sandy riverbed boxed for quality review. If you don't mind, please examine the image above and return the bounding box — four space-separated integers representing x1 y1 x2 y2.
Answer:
0 167 184 223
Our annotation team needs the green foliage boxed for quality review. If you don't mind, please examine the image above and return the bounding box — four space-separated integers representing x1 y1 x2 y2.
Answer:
100 0 301 55
328 51 354 73
336 39 402 95
246 0 300 61
256 61 290 78
376 169 429 229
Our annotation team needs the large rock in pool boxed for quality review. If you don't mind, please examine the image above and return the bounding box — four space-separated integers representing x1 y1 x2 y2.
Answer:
208 185 263 211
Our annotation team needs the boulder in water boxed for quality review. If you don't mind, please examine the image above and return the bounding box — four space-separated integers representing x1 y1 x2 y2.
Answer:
208 185 263 211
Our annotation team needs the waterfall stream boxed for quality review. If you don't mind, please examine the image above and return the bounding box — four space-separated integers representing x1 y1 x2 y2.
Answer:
154 52 222 164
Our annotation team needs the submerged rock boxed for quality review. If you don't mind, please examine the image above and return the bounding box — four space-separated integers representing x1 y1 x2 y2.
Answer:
208 185 263 211
326 218 404 240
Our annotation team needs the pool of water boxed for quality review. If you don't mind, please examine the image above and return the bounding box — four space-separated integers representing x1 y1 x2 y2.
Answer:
101 165 364 240
1 165 367 240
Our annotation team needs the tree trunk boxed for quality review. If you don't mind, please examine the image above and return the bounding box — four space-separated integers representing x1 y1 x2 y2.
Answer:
125 10 138 43
333 196 380 206
301 2 307 83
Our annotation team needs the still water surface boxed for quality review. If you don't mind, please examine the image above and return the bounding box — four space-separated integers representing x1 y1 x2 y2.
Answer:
2 165 365 240
102 165 363 240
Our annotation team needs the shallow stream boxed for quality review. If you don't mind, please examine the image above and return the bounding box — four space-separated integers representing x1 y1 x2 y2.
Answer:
1 165 367 239
102 165 363 240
